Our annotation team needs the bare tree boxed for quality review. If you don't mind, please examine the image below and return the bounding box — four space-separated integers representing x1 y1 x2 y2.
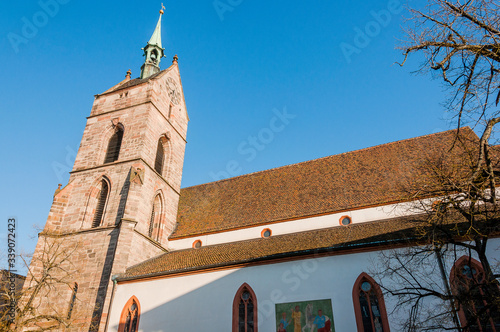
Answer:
373 136 500 331
377 1 500 330
401 0 500 186
0 237 96 331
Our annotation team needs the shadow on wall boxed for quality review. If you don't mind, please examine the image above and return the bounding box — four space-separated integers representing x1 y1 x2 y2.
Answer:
108 256 351 332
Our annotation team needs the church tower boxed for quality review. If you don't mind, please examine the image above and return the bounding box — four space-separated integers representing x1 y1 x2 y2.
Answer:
22 7 188 331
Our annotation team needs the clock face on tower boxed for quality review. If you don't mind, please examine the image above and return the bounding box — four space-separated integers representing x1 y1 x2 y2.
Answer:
166 77 181 105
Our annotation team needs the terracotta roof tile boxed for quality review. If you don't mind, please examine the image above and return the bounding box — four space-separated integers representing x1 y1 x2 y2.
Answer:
121 216 428 281
172 128 479 239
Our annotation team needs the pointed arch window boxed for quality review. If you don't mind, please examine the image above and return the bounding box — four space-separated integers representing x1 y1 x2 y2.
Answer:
353 273 390 332
154 139 164 175
148 194 163 241
232 283 258 332
450 256 500 331
92 179 109 228
104 124 124 164
118 296 140 332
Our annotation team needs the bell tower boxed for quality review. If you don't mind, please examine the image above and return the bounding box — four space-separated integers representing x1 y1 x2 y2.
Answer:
141 5 165 79
22 6 188 332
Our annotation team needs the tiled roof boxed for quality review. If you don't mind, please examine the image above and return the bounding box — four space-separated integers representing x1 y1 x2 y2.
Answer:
98 70 167 96
111 71 164 92
172 128 479 239
120 215 429 281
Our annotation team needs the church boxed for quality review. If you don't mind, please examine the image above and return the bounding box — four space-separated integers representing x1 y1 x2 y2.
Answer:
22 7 500 332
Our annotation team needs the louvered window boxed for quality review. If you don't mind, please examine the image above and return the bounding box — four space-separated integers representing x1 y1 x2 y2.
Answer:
92 180 108 228
154 139 164 175
104 126 124 163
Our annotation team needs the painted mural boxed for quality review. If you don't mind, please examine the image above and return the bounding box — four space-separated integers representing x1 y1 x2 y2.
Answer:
275 299 334 332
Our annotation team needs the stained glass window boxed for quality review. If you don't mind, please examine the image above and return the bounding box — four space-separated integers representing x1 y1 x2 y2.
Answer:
451 257 500 331
233 284 258 332
353 273 389 332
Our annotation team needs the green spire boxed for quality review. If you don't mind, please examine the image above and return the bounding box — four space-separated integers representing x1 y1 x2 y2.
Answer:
148 9 163 48
141 5 166 79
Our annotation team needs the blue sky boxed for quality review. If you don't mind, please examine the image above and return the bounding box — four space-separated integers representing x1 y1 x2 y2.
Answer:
0 0 452 270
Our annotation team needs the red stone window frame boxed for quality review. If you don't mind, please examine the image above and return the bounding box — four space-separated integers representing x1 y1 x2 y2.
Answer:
232 283 258 332
261 228 272 238
339 215 352 226
450 256 498 331
352 272 390 332
192 240 202 249
118 296 141 332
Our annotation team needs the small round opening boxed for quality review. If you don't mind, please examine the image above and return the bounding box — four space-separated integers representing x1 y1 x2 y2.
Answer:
261 228 272 238
340 216 352 226
193 240 202 249
361 281 372 292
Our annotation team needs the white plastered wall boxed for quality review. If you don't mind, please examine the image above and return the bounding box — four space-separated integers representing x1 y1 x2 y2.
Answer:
106 238 500 332
168 200 430 251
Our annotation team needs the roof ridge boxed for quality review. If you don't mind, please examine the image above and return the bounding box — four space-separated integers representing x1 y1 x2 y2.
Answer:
181 127 474 190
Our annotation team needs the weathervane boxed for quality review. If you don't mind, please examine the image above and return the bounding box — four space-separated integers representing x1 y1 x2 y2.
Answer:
160 3 165 14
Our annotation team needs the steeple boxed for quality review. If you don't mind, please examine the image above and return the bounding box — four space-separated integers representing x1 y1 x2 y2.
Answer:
140 5 166 79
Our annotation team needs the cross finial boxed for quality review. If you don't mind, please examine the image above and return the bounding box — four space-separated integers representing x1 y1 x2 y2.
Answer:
160 3 165 14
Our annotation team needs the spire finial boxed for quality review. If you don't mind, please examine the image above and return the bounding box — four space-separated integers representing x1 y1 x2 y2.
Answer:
125 69 132 80
140 7 167 79
160 3 165 15
173 54 178 64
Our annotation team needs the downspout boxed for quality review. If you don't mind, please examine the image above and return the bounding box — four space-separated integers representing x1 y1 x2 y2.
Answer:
104 275 118 332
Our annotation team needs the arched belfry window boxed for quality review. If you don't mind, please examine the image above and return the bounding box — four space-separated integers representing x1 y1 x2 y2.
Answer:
154 138 164 175
118 296 140 332
353 273 390 332
92 179 109 228
104 124 124 164
148 194 163 241
450 256 500 331
232 283 258 332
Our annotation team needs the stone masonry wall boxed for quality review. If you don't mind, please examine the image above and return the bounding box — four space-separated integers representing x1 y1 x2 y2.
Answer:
24 64 188 331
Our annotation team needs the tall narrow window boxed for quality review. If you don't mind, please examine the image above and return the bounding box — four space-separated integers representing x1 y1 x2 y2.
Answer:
67 283 78 320
154 139 164 175
232 283 258 332
450 256 500 331
92 179 109 228
353 273 390 332
148 194 163 241
118 296 140 332
168 103 173 118
148 203 155 238
104 125 124 163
